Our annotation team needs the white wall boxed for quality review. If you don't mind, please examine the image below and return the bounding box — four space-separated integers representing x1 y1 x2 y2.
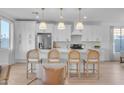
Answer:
98 24 112 61
0 49 9 65
9 22 15 64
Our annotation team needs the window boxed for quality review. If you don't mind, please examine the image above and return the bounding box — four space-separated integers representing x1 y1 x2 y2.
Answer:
113 27 124 53
0 20 10 49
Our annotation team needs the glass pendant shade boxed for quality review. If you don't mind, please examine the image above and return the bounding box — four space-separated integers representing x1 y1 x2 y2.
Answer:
75 8 84 30
57 8 65 30
39 8 47 30
57 22 65 30
39 21 47 30
75 21 84 30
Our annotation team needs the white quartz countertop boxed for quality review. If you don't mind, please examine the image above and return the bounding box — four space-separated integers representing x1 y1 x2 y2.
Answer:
40 48 87 53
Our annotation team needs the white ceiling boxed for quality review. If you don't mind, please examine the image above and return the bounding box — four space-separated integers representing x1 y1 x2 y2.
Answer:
0 8 124 23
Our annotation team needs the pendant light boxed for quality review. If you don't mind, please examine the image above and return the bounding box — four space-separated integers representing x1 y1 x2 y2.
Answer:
57 8 65 30
39 8 47 30
75 8 84 30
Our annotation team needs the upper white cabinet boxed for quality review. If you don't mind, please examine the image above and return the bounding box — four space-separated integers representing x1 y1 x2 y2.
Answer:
81 25 101 41
53 25 71 41
15 21 36 60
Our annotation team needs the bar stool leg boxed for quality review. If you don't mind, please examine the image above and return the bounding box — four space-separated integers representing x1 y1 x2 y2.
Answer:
97 63 100 79
78 63 80 78
26 62 28 79
31 63 33 73
67 63 70 79
93 64 95 73
86 64 88 79
77 64 78 73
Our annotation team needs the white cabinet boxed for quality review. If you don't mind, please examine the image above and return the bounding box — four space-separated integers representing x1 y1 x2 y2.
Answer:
82 25 101 41
53 25 71 41
15 21 36 61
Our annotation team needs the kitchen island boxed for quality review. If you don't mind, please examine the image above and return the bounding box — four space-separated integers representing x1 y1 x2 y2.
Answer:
39 48 87 63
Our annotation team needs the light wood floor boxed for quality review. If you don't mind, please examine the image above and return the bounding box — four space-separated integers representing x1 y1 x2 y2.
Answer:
8 62 124 85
